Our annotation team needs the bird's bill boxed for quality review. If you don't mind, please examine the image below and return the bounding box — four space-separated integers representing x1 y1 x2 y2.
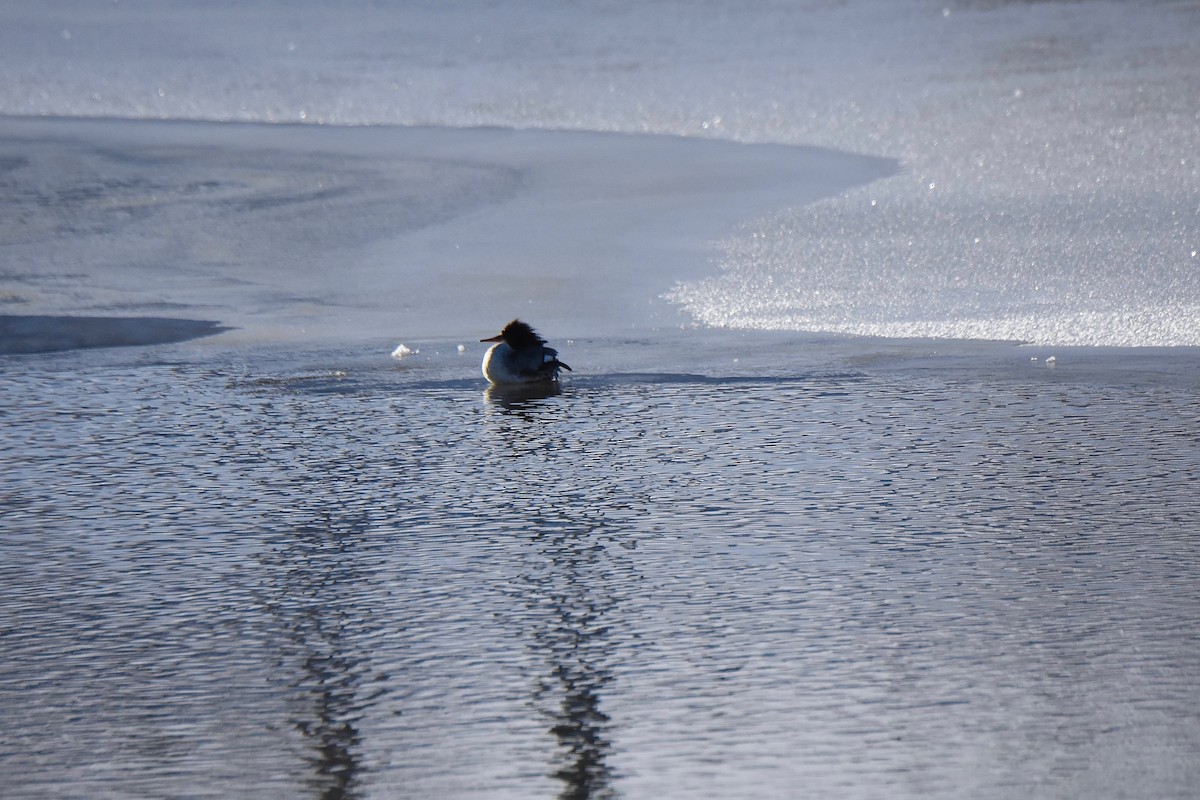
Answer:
480 334 504 342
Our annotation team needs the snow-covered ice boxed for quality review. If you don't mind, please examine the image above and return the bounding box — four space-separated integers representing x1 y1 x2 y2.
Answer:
2 0 1197 347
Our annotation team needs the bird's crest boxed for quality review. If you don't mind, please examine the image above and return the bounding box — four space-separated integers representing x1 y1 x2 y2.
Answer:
499 319 545 348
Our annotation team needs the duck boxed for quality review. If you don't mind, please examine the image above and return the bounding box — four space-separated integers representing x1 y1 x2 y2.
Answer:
480 320 572 384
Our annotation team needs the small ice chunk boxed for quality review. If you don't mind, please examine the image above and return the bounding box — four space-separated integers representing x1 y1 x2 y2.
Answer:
391 343 418 359
1045 355 1057 366
457 344 466 353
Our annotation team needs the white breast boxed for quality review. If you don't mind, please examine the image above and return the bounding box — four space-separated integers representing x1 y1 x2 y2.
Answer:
482 342 524 384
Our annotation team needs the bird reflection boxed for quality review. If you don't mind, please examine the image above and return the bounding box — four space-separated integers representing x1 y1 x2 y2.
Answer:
484 380 563 409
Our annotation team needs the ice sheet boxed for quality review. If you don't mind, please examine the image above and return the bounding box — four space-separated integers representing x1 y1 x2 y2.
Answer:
0 0 1196 347
0 116 894 346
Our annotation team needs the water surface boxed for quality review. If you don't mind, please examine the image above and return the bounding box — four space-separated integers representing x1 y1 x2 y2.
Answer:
4 341 1197 798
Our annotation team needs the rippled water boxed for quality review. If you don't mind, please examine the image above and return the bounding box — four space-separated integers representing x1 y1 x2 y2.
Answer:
3 342 1199 799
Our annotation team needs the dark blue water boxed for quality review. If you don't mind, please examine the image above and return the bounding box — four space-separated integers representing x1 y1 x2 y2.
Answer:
3 342 1198 798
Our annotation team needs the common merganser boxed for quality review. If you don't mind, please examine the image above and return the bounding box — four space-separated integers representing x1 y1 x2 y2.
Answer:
480 320 572 385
